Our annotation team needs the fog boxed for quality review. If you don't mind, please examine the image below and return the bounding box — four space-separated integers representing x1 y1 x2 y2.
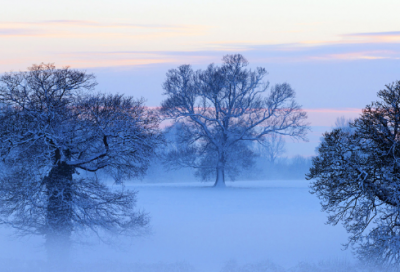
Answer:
0 178 392 272
144 156 313 183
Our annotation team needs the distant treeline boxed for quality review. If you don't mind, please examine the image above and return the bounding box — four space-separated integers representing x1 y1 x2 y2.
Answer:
142 155 312 183
248 155 312 180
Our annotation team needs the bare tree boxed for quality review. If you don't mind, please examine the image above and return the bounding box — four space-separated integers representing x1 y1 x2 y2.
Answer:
0 64 162 263
162 123 256 182
161 54 309 187
307 80 400 266
258 133 286 164
334 116 354 133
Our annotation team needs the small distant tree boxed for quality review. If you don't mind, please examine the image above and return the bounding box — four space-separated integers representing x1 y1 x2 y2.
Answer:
334 116 354 133
260 133 286 164
0 64 162 263
307 80 400 266
161 54 308 187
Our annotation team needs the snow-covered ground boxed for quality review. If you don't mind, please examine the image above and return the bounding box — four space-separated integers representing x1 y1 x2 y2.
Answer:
79 179 353 271
0 179 357 272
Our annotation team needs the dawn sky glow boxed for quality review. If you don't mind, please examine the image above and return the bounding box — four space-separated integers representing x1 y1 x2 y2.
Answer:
2 0 400 156
2 0 400 69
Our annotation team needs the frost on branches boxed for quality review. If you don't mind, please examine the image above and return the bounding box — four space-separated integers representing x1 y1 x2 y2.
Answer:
161 54 309 187
308 80 400 266
0 64 162 262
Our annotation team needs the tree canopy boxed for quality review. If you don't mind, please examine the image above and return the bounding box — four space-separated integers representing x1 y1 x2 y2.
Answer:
161 54 308 186
0 63 162 261
308 80 400 266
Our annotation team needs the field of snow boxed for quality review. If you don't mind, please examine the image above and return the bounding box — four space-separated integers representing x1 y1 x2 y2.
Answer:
78 179 353 271
0 179 365 271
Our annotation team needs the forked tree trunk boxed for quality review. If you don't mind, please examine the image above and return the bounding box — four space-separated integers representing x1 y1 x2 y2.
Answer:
45 161 74 267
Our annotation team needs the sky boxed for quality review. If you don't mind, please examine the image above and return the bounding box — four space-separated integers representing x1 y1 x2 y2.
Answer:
1 0 400 156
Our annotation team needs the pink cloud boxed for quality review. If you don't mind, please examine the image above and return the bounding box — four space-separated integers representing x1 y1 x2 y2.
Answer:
0 28 45 36
306 108 362 126
152 107 362 128
34 20 192 30
344 31 400 37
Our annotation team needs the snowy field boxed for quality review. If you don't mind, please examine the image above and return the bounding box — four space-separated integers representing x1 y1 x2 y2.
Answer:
0 179 380 271
124 180 351 269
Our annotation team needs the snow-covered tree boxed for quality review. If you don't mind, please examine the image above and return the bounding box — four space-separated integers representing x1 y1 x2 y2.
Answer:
307 80 400 266
161 54 309 187
0 64 162 262
162 123 256 182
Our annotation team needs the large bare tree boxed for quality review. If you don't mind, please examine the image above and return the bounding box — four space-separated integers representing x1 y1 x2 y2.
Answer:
161 54 308 187
0 64 162 264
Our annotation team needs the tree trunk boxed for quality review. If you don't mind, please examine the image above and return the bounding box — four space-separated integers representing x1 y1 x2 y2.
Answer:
214 166 226 187
214 153 226 187
45 161 74 267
